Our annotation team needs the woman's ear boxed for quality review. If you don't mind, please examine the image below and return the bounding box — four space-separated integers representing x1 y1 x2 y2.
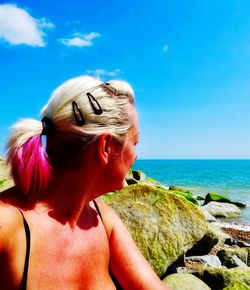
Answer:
97 133 113 165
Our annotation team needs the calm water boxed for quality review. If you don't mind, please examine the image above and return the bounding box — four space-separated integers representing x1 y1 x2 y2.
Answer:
133 160 250 225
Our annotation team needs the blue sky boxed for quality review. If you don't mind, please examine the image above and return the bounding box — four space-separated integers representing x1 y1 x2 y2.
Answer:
1 0 250 159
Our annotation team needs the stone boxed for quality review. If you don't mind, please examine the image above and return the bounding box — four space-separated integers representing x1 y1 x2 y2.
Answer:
204 192 247 208
185 255 222 267
163 273 211 290
202 202 241 218
193 266 250 290
217 248 249 267
168 186 193 195
221 255 248 268
144 177 168 189
167 189 199 205
222 281 250 290
132 170 146 181
103 183 207 277
0 158 13 192
186 223 230 256
201 207 217 222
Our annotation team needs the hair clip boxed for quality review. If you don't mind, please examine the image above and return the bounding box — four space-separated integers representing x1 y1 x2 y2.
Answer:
101 82 118 96
87 92 103 115
72 101 85 126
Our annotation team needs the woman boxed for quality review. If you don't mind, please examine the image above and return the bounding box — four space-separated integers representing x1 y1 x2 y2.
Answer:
0 76 168 289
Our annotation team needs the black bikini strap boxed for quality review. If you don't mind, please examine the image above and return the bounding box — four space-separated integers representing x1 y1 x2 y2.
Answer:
93 200 103 222
19 210 31 290
92 201 122 289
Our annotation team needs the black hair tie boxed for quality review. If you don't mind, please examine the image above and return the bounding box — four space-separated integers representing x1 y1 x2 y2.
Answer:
41 116 54 136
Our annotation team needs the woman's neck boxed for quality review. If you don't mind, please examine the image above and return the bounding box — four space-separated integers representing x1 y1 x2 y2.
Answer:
39 166 100 228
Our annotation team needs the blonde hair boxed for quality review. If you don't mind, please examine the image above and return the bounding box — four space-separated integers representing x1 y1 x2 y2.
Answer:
6 75 135 199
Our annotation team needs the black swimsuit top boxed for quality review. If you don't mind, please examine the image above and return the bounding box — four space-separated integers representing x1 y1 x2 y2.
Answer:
18 200 122 290
19 210 31 290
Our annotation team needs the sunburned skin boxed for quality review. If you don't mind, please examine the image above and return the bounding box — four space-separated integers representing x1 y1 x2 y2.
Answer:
0 200 116 290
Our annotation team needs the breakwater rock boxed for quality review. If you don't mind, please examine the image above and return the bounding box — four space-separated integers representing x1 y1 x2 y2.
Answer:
103 183 207 277
103 170 250 289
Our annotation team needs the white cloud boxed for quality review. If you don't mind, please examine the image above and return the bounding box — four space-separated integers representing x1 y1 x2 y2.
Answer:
59 32 100 47
163 44 169 52
0 4 54 47
86 68 121 77
38 17 55 30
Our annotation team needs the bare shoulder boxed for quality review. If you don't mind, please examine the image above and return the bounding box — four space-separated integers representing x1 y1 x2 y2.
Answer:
94 199 123 237
94 201 169 289
0 202 23 250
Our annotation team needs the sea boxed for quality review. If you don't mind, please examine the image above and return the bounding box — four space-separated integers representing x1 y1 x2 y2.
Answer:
132 159 250 226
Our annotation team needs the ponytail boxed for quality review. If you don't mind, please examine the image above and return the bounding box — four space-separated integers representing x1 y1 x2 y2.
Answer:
6 119 52 200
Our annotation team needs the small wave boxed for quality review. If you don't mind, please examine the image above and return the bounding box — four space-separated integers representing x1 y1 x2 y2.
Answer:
214 221 250 232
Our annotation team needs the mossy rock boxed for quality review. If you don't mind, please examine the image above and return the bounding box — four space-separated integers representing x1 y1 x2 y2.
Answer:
204 192 247 208
163 273 211 290
0 159 13 192
168 190 199 205
217 247 249 267
169 185 193 195
223 281 250 290
144 177 166 188
125 169 146 185
103 183 207 277
186 222 230 256
193 266 250 290
132 170 146 181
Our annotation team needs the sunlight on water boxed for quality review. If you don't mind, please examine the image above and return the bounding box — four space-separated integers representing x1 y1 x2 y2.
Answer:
133 160 250 225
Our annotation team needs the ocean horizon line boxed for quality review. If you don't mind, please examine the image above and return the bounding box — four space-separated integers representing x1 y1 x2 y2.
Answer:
136 158 250 161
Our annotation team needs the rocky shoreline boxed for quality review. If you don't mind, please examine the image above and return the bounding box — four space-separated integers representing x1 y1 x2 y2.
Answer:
109 169 250 290
219 225 250 244
1 160 250 289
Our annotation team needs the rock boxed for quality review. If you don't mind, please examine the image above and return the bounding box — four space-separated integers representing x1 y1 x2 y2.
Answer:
126 177 139 185
185 255 222 267
103 183 207 277
132 170 146 181
207 223 232 244
202 202 241 218
163 273 211 290
217 248 249 267
204 192 247 208
143 177 168 189
186 223 230 256
196 195 206 201
169 186 193 195
167 189 199 205
221 255 248 268
125 169 139 185
247 248 250 267
193 266 250 290
201 207 217 222
222 280 250 290
0 159 13 192
125 169 147 185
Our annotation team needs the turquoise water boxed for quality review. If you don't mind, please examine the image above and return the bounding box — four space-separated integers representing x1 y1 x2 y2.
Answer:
133 160 250 225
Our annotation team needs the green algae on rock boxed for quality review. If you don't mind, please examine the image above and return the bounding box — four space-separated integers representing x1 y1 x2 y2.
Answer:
163 273 211 290
169 186 193 195
204 192 247 208
103 183 207 277
193 266 250 290
217 247 249 267
0 159 13 192
168 189 199 205
222 280 250 290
